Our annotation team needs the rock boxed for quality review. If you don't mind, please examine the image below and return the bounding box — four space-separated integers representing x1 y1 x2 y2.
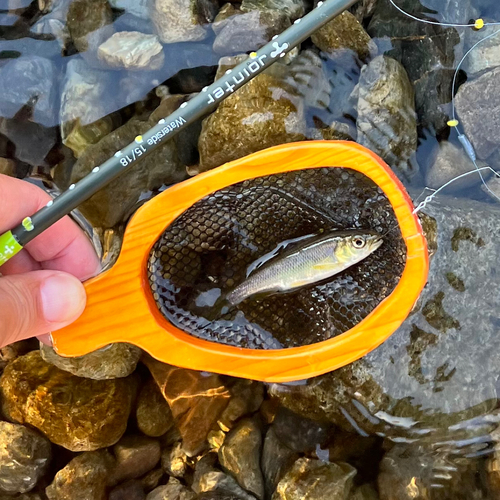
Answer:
141 469 165 492
66 0 113 54
311 10 375 61
240 0 304 22
45 450 114 500
219 380 264 430
97 32 164 70
0 339 39 372
455 66 500 160
198 71 306 172
272 458 356 500
109 0 149 19
272 407 331 454
147 478 196 500
270 196 500 448
0 421 51 495
110 435 161 486
352 0 378 22
195 493 250 500
425 141 488 191
68 109 185 228
161 442 188 478
356 55 417 178
150 0 219 43
463 24 500 76
0 351 134 451
261 427 299 498
194 470 257 500
0 56 57 126
109 480 146 500
350 485 379 500
213 9 290 55
40 343 141 380
136 378 175 437
60 58 119 158
482 175 500 202
219 418 264 499
0 158 16 177
144 357 231 456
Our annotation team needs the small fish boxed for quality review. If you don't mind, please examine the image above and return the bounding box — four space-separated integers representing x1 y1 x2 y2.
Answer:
226 230 383 306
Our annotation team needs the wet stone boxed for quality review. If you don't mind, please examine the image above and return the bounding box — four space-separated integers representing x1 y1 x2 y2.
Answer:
136 378 175 437
272 458 356 500
45 450 114 500
0 55 57 127
147 478 196 500
109 480 146 500
219 417 264 499
0 158 16 177
0 421 51 495
40 343 141 380
356 55 417 178
194 470 257 500
144 357 231 456
463 24 500 76
161 442 188 478
150 0 219 43
219 380 264 430
198 72 306 172
311 10 375 62
97 32 164 70
213 9 290 55
240 0 304 22
109 435 161 486
0 351 134 452
141 469 165 493
350 484 379 500
109 0 149 19
455 65 500 160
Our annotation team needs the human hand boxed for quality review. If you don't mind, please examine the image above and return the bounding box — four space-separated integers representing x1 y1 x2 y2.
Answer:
0 174 100 348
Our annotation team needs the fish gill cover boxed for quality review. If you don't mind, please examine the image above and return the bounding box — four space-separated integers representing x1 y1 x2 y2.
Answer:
147 166 406 349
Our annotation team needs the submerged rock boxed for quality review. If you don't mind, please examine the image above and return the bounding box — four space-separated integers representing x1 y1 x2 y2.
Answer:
0 351 134 451
219 379 264 430
356 55 417 178
109 0 149 19
350 485 380 500
455 66 500 160
144 357 231 456
161 442 189 478
147 479 196 500
219 418 264 499
40 343 142 380
0 56 57 127
240 0 304 22
311 10 375 61
136 378 175 437
198 72 306 172
194 470 257 500
0 422 51 495
150 0 219 43
272 458 356 500
97 32 164 70
45 450 114 500
109 480 146 500
463 24 500 76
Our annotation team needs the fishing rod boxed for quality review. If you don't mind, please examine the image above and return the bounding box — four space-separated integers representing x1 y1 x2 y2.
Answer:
0 0 358 267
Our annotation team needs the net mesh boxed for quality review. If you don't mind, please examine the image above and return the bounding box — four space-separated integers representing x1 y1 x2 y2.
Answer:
147 167 406 349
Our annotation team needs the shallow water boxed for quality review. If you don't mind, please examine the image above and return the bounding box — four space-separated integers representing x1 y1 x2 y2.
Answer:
3 0 500 498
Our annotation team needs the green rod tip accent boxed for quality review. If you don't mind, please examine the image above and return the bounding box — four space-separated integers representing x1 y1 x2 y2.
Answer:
0 231 23 267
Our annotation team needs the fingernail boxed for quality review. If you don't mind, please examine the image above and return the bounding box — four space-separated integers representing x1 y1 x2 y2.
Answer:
37 333 53 347
41 275 86 324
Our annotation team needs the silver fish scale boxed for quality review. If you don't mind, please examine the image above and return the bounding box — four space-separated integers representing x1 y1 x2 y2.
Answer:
147 167 406 349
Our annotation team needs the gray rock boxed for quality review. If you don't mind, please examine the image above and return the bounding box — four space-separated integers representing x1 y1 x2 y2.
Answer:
425 141 488 191
455 66 500 160
356 55 417 178
219 380 264 430
194 470 257 500
109 480 146 500
0 422 51 495
213 9 290 55
141 469 165 493
195 493 249 500
463 24 500 76
60 58 119 158
161 442 189 478
97 32 164 70
272 458 356 500
219 418 264 499
109 0 149 19
0 158 16 177
0 56 57 127
40 343 141 380
150 0 219 43
269 196 500 449
240 0 304 22
136 379 175 437
261 428 299 497
350 484 379 500
110 435 161 486
45 450 114 500
147 479 196 500
481 175 500 202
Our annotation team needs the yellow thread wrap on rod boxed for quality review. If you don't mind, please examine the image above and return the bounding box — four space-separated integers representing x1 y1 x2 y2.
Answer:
0 231 23 267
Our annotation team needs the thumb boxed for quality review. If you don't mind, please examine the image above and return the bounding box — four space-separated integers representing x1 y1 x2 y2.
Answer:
0 270 86 348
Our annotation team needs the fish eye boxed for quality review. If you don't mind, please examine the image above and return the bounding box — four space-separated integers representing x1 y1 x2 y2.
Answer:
352 237 366 249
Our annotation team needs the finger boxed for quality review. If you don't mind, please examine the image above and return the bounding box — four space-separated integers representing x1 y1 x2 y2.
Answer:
0 270 86 348
0 174 100 279
0 249 41 275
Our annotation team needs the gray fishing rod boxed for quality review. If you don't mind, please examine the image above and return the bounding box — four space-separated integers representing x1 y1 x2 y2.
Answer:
0 0 358 267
